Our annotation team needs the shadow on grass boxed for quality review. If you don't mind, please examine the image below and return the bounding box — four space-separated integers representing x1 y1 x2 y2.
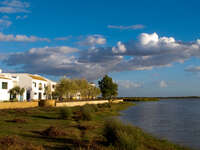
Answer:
5 118 28 123
20 132 83 150
31 115 58 120
20 130 106 150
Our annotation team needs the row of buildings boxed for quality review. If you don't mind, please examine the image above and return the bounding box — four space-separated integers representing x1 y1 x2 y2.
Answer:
0 70 56 102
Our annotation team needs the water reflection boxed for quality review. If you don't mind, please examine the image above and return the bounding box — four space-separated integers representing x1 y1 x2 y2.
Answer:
120 99 200 149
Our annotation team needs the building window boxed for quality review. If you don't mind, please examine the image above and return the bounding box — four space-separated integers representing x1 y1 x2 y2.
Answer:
52 85 55 89
2 82 8 89
34 92 37 95
33 82 36 88
39 83 42 90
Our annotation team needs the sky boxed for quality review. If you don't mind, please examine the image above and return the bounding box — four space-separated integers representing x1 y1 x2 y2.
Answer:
0 0 200 97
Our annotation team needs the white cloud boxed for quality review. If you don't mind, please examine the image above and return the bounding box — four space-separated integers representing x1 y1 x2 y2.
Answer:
0 32 50 42
159 80 167 88
2 0 29 8
16 15 27 20
4 32 200 80
116 80 143 89
78 35 106 46
185 66 200 72
112 41 126 53
4 46 109 80
108 24 145 30
139 32 159 46
0 0 30 13
0 19 12 29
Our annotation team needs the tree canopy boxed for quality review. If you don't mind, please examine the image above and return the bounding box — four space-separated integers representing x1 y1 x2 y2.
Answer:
55 77 101 100
98 75 118 100
9 86 25 101
45 84 52 100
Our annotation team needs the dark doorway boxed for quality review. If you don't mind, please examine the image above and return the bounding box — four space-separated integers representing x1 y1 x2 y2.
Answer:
39 92 42 100
27 91 30 101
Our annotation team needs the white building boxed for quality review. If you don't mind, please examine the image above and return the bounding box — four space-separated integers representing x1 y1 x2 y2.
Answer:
0 76 14 101
0 70 56 102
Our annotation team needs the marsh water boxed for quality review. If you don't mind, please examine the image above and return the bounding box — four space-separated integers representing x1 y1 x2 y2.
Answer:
120 99 200 149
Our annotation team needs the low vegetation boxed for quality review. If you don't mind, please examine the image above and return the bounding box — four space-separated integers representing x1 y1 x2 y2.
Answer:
0 136 44 150
41 126 66 137
123 97 159 101
79 104 95 121
103 119 190 150
0 102 191 150
59 107 72 119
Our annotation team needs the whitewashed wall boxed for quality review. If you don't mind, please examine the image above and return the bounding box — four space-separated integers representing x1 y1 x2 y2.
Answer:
32 79 47 100
0 78 13 101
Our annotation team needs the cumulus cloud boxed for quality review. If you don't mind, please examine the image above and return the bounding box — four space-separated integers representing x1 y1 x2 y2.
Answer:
0 32 50 42
116 80 143 89
112 41 126 53
78 35 106 46
5 46 79 67
4 46 112 80
4 32 200 80
0 0 30 13
108 24 145 30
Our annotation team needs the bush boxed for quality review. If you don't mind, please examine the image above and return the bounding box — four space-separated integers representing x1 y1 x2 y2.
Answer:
41 126 66 137
103 119 141 150
80 105 94 121
89 104 99 112
59 107 72 119
97 103 112 109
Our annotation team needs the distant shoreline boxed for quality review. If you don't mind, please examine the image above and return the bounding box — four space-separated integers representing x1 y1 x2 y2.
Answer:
119 96 200 100
157 96 200 99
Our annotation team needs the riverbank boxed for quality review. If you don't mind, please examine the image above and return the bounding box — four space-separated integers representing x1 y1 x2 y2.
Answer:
0 102 191 150
122 97 159 101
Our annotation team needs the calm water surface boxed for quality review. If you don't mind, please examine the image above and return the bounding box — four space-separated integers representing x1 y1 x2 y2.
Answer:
120 99 200 149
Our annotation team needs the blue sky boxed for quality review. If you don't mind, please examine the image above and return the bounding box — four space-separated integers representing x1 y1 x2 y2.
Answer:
0 0 200 97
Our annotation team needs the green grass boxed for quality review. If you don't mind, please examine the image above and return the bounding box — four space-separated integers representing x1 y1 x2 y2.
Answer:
0 102 191 150
59 107 72 119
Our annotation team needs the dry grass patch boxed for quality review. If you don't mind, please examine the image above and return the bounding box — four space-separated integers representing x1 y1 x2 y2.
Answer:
41 126 66 138
0 136 44 150
6 118 28 123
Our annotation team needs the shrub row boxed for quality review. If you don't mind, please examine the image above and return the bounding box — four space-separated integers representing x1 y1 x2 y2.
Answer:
103 119 141 150
59 103 113 121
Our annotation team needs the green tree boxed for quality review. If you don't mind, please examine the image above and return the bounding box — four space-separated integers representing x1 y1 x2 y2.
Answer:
19 87 25 101
55 77 101 100
98 75 118 100
74 79 89 99
9 86 25 101
55 77 71 100
45 84 52 100
88 85 101 99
